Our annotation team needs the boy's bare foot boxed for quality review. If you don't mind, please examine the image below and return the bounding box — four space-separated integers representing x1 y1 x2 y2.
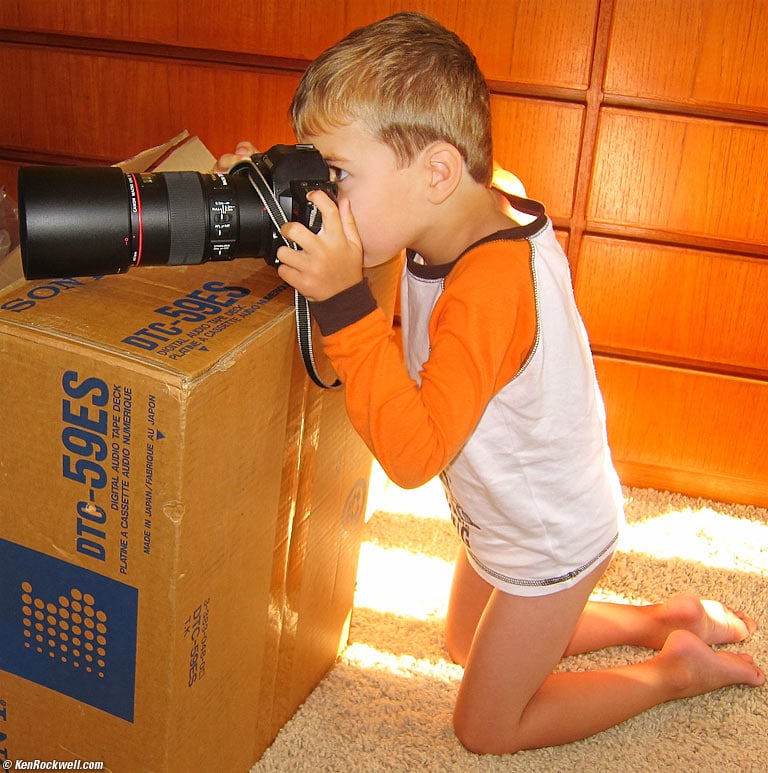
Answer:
658 629 764 698
565 593 759 655
657 593 756 646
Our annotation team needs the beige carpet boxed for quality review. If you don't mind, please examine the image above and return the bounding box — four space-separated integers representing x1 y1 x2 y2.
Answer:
253 464 768 772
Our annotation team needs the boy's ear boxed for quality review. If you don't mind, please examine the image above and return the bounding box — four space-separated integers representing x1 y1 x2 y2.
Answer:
423 142 463 204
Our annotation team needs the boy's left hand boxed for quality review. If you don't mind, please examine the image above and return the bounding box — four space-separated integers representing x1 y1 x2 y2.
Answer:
214 141 258 173
276 190 364 301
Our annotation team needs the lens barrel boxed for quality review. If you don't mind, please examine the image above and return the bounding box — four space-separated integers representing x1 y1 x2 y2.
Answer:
18 166 277 280
18 144 332 280
19 167 135 279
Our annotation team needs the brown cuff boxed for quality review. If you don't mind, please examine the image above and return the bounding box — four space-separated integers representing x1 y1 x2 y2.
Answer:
310 278 378 336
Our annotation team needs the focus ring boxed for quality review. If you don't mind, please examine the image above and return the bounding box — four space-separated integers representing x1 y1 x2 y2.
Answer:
164 172 207 265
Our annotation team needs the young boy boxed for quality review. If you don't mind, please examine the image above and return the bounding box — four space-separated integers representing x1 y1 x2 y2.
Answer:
220 12 763 754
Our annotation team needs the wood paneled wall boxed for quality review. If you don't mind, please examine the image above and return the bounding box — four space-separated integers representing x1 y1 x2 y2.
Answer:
1 0 766 506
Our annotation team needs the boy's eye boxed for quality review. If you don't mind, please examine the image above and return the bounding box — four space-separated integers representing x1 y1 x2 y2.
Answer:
329 166 348 183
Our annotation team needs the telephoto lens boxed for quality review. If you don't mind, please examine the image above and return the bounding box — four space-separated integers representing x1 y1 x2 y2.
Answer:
18 144 333 280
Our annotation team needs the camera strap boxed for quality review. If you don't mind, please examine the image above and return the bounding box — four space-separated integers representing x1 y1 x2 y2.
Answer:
241 160 341 390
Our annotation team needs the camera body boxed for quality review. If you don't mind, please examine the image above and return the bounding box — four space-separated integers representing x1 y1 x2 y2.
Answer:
18 144 336 280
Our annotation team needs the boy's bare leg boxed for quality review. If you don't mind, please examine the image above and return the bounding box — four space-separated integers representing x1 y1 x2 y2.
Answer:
566 595 757 655
452 561 764 754
445 548 493 666
445 551 758 667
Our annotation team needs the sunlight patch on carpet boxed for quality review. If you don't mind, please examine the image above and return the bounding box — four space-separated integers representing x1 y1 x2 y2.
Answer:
620 506 768 576
354 542 452 618
342 641 462 683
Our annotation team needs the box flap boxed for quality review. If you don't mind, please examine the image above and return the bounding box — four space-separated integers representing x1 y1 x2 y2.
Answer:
152 135 217 174
116 130 194 173
0 245 24 291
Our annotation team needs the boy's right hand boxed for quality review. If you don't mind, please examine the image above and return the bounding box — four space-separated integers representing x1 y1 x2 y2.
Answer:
214 141 258 173
276 190 364 302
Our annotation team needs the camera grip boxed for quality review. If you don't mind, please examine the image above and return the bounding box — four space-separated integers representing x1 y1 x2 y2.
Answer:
290 180 338 234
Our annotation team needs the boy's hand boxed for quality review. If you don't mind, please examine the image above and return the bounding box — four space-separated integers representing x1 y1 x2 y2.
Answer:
276 191 364 301
214 141 258 173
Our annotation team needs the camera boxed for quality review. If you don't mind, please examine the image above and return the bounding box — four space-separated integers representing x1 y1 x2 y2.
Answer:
18 144 336 280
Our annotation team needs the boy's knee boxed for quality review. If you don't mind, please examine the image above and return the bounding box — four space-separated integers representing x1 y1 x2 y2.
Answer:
452 714 484 754
452 706 522 756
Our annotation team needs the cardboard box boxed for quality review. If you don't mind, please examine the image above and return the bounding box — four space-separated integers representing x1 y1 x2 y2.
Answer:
0 137 400 770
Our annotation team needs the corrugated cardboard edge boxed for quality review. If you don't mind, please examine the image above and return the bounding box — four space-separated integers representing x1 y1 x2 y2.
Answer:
115 130 191 172
0 246 24 292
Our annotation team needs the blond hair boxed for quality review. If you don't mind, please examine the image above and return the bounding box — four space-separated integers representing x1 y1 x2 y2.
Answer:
290 12 493 185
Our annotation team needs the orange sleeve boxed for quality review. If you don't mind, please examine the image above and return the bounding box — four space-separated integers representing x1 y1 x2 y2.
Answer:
321 239 537 489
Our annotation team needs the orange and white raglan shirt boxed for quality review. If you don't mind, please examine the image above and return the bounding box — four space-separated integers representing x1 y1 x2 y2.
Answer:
311 194 624 596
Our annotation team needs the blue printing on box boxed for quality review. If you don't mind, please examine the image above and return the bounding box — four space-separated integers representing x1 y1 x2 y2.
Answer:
0 538 138 721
